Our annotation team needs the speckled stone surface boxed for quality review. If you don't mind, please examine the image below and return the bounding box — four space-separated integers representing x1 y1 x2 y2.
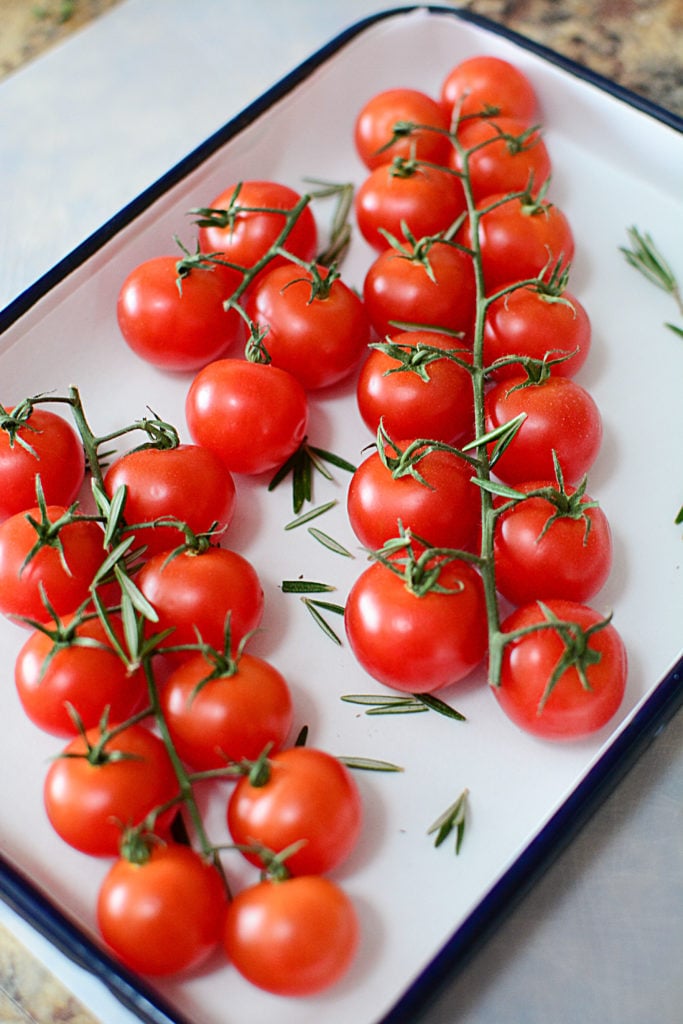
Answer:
0 923 100 1023
459 0 683 115
0 0 681 114
0 0 125 80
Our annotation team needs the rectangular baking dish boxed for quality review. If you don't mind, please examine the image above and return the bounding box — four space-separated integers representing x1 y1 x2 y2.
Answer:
1 6 681 1023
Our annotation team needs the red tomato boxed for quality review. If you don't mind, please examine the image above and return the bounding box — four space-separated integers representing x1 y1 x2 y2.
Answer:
354 87 452 170
104 443 236 558
227 747 362 876
117 255 244 372
98 843 227 976
160 650 293 770
0 506 104 624
355 161 466 252
43 723 179 855
462 191 575 293
137 545 264 660
14 613 147 736
0 405 85 521
440 55 539 126
484 373 603 485
244 263 370 390
356 330 474 443
185 358 308 475
363 239 476 340
347 440 480 553
196 180 318 281
344 553 488 693
493 480 613 606
495 599 627 739
224 874 359 995
484 285 591 380
452 116 550 201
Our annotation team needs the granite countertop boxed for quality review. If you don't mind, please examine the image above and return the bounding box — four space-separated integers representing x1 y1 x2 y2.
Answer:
0 2 681 1023
0 0 681 115
0 922 100 1023
461 0 683 116
0 0 124 81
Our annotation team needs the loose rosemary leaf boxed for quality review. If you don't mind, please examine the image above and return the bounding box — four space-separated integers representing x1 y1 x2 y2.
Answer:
284 500 337 530
281 580 336 593
302 598 342 645
307 527 354 557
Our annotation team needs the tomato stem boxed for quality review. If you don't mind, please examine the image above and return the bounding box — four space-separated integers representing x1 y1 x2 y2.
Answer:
447 129 503 667
139 654 232 896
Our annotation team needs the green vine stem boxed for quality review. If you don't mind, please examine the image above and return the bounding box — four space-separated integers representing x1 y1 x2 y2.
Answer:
191 180 354 316
380 116 613 689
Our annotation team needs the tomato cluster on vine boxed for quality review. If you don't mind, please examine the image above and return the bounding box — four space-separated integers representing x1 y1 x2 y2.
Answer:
0 51 628 998
345 54 626 739
0 388 363 989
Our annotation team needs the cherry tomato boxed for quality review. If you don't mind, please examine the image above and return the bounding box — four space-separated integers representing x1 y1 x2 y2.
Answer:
452 116 550 201
0 404 85 522
224 874 359 995
483 285 591 380
14 613 146 737
493 480 613 606
43 723 179 855
244 263 370 390
97 843 227 976
462 191 575 293
104 443 236 559
355 161 466 252
356 330 474 443
440 55 539 126
185 358 309 476
227 747 362 876
345 553 488 693
160 650 293 770
485 373 603 485
363 239 476 340
495 599 627 739
137 545 264 660
347 440 480 553
354 87 452 170
0 505 104 624
117 255 244 372
197 180 318 282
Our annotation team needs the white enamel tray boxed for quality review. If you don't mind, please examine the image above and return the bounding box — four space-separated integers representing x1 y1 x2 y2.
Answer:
1 7 681 1024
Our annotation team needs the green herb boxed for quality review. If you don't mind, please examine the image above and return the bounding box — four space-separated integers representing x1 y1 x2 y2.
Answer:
269 441 356 514
428 788 469 854
620 226 683 336
342 693 465 720
281 580 336 594
307 527 354 558
284 500 337 530
302 598 343 645
339 756 404 773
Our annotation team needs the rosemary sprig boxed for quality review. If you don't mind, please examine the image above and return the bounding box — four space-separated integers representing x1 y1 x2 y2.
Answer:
620 226 683 336
269 440 356 514
427 788 469 854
